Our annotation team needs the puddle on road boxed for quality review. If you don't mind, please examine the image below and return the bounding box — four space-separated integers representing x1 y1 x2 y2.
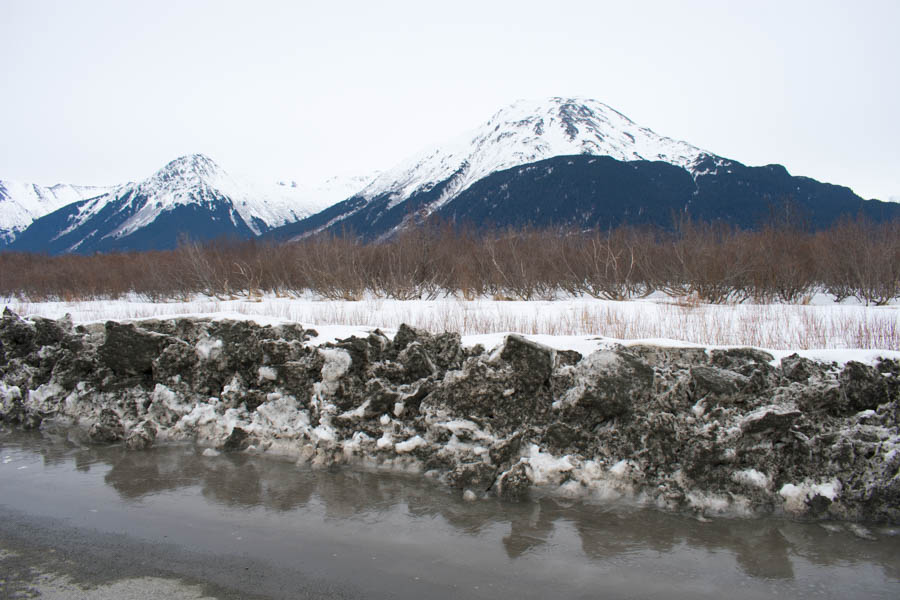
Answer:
1 428 898 599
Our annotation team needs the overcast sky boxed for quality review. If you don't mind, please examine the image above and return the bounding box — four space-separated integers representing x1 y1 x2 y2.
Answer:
2 0 898 200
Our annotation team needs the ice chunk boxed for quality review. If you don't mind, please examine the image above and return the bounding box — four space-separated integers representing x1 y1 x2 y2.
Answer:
315 348 352 398
731 469 771 490
376 431 394 450
395 435 427 453
195 338 223 361
320 348 351 381
257 366 278 382
27 382 63 411
779 479 841 514
312 421 337 443
686 490 732 515
524 444 573 486
609 459 634 478
0 382 22 404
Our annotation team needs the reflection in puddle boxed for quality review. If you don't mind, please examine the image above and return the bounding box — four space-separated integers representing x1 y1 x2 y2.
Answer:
2 428 899 599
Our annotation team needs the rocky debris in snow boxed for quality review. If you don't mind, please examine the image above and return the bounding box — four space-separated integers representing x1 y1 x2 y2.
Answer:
691 365 750 397
781 353 817 383
740 406 802 436
222 426 251 452
448 461 496 492
125 419 157 450
1 310 899 523
100 322 164 380
89 408 125 443
496 462 533 501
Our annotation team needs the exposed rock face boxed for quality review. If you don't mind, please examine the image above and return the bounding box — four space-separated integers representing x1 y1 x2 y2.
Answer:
1 309 898 523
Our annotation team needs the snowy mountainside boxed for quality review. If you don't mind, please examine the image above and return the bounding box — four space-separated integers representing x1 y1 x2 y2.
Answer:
243 171 377 226
268 97 718 241
269 96 897 241
8 154 374 254
428 154 898 232
73 154 352 240
360 96 708 209
0 180 111 245
10 154 367 253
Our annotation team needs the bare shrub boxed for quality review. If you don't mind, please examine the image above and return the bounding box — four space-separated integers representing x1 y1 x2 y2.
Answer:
660 221 756 304
748 226 816 303
366 226 445 300
816 217 900 305
561 227 655 300
294 235 368 300
2 217 898 309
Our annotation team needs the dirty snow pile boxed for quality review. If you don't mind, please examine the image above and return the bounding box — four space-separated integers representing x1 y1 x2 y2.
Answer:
1 309 898 523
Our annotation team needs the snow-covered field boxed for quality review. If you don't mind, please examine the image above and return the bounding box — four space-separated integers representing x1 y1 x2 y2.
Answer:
4 292 898 356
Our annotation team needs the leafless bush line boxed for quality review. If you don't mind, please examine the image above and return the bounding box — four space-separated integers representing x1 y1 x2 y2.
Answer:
1 217 898 305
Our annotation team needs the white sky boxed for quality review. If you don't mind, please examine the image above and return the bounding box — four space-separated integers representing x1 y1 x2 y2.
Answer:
2 0 898 200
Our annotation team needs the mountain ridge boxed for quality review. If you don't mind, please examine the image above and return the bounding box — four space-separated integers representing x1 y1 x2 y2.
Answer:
5 97 897 253
267 97 898 242
5 154 373 253
0 180 112 245
358 97 709 209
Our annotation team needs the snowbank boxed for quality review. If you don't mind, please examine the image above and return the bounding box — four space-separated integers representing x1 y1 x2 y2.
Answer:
1 310 899 523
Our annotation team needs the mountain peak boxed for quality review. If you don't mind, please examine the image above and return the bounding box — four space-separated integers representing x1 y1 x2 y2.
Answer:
5 151 378 252
489 96 635 128
128 153 235 214
165 153 218 168
359 97 708 206
152 153 223 185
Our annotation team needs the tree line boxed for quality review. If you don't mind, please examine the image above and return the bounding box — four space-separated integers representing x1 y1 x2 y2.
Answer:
1 216 898 305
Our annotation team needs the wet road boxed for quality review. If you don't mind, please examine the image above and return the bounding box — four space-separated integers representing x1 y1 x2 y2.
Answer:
1 428 898 599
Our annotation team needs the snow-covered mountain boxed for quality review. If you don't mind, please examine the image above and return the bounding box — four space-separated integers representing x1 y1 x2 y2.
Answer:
8 154 373 254
268 97 717 240
84 154 360 239
253 172 378 221
0 180 111 245
267 97 719 240
268 96 896 241
360 97 708 209
8 97 897 253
